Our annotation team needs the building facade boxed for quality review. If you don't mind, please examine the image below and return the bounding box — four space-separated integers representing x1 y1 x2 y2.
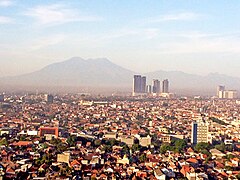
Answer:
162 79 169 93
39 127 59 137
146 85 152 94
191 121 208 144
45 94 54 103
133 75 146 96
223 90 237 99
217 85 225 99
152 79 160 94
217 85 237 99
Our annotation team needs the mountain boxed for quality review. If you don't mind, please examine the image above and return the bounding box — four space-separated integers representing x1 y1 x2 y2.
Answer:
1 57 240 95
0 57 134 88
146 71 240 95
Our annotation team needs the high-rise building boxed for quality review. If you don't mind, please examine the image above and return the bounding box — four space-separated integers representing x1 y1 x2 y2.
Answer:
0 95 4 102
132 75 146 96
224 90 238 99
133 75 142 95
152 79 160 94
146 85 152 94
217 85 237 99
162 79 169 93
141 76 146 93
217 85 225 99
191 121 208 144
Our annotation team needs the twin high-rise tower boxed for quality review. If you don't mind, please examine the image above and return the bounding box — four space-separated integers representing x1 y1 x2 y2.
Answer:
132 75 147 96
132 75 169 96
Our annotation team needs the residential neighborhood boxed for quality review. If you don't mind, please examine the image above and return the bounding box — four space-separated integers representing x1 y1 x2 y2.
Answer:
0 93 239 179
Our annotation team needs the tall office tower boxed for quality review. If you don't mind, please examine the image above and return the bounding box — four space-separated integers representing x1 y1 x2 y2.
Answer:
162 79 169 93
152 79 160 94
191 121 209 144
0 94 4 102
146 85 152 94
133 75 142 96
217 85 225 99
141 76 146 93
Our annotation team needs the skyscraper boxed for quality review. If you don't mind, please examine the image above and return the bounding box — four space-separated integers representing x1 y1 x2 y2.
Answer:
217 85 225 99
162 79 169 93
132 75 146 96
146 85 152 94
0 94 4 102
152 79 160 94
133 75 142 95
141 76 146 93
191 121 209 144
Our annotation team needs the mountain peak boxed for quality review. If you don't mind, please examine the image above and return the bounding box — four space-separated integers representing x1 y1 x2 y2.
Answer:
1 57 240 95
87 57 110 62
65 57 85 62
63 57 111 65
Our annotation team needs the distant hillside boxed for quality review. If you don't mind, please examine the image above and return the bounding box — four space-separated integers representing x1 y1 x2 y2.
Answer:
0 57 134 87
1 57 240 95
146 71 240 95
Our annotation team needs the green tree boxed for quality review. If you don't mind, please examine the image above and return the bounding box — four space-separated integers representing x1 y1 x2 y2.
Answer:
94 139 101 147
236 173 240 180
102 145 111 152
201 149 211 156
66 135 77 147
139 154 147 162
173 139 187 153
56 143 68 152
78 126 84 131
215 143 226 152
160 143 171 154
42 143 49 149
122 144 130 155
226 145 233 152
0 138 8 146
107 139 118 147
50 138 68 153
225 154 235 160
132 144 140 152
225 166 234 171
38 154 53 165
194 142 211 152
19 135 27 141
209 117 228 125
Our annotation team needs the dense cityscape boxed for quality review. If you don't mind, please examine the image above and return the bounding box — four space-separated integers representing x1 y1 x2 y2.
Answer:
0 75 238 180
1 1 240 180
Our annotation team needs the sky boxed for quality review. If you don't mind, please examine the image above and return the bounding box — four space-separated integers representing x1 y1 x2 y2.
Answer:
1 0 240 77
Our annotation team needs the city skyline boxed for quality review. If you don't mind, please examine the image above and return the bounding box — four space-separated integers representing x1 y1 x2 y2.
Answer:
0 1 240 178
132 74 170 96
1 1 240 77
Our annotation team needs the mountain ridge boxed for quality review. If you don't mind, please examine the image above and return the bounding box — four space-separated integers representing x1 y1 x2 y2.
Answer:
0 57 239 95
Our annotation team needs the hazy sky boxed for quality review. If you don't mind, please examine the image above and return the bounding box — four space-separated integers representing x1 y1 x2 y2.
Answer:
1 0 240 77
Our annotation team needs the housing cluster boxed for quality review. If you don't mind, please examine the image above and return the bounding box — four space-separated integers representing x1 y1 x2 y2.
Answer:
0 93 239 179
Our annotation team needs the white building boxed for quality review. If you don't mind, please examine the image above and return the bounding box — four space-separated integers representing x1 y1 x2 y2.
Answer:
223 90 237 99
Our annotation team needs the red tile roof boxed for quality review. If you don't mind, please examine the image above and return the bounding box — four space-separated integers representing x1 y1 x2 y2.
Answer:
11 141 32 146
